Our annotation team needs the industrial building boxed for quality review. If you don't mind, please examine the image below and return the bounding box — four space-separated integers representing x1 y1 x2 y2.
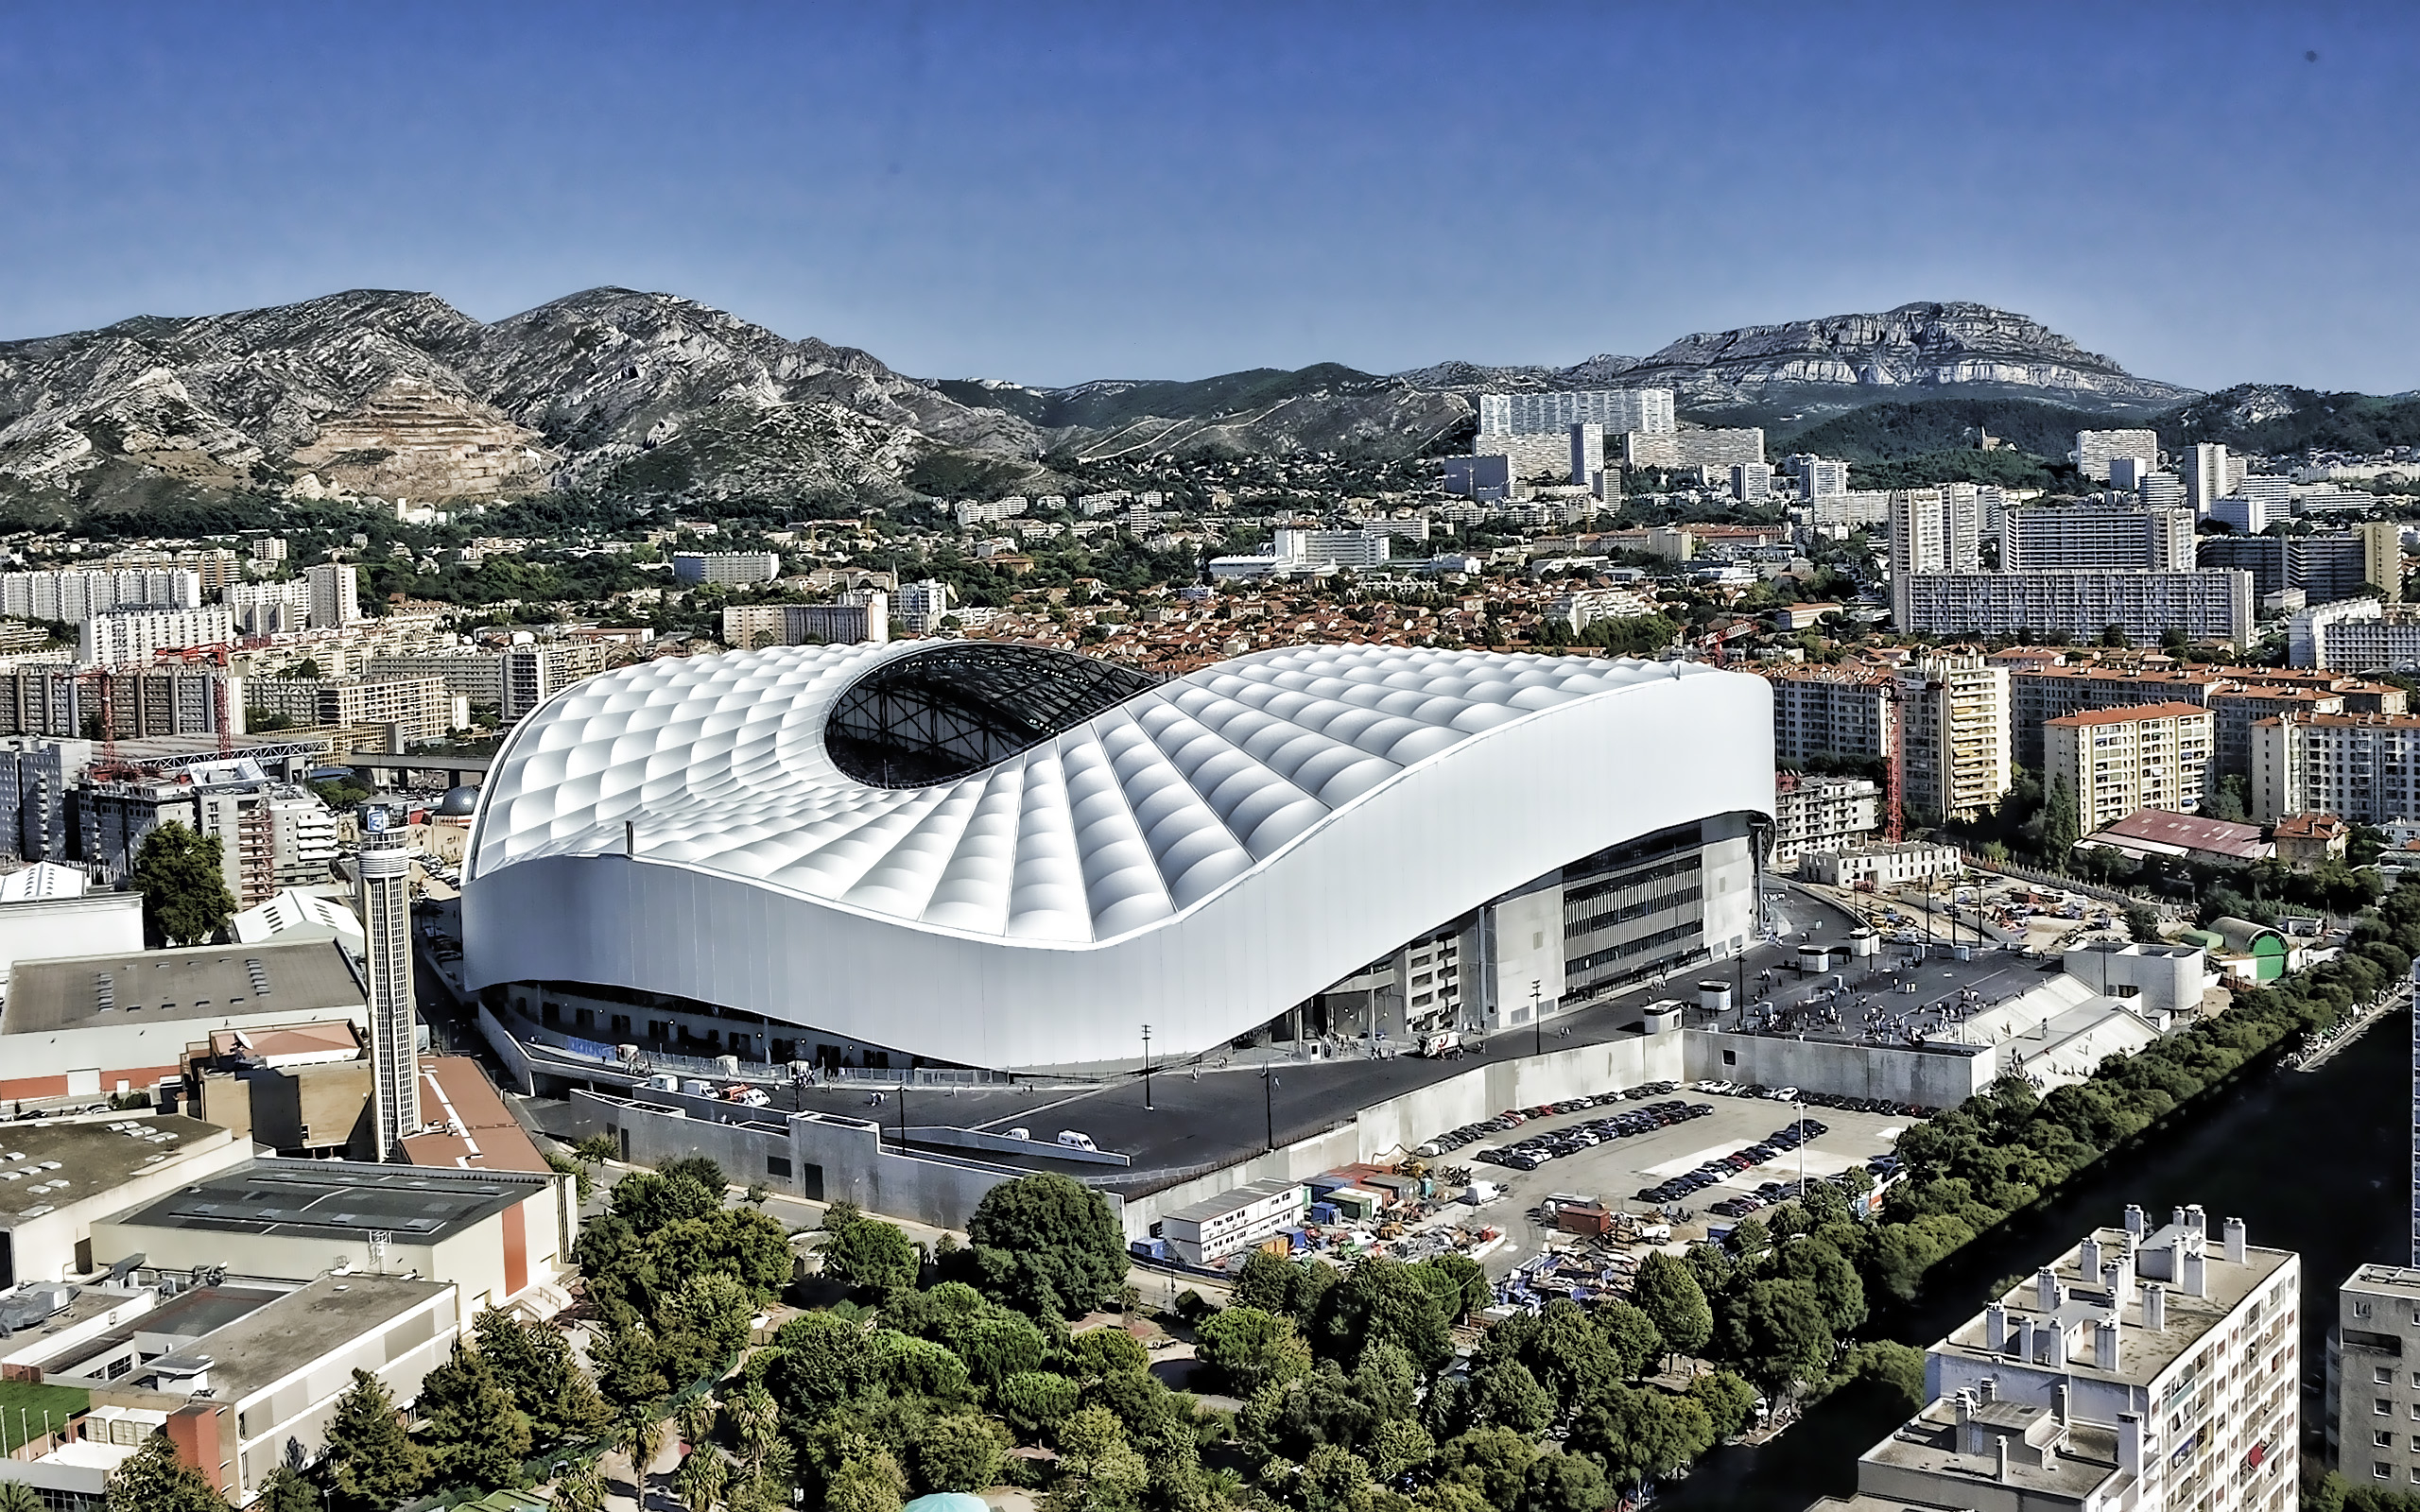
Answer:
1158 1177 1308 1267
1811 1205 2297 1512
0 1115 251 1285
462 643 1774 1071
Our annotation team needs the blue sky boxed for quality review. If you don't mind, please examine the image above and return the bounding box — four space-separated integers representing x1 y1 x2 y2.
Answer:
2 2 2415 391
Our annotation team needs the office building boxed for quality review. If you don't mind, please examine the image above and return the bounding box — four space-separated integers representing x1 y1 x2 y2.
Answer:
359 824 416 1160
1478 389 1674 437
0 568 201 625
2000 504 2196 573
1897 571 2256 648
2332 1265 2420 1489
223 577 315 635
2042 702 2217 833
1812 1205 2297 1512
2292 598 2420 670
672 551 782 585
1771 772 1881 870
1888 487 1985 626
1897 651 2012 822
2076 428 2162 484
1159 1178 1309 1267
461 643 1772 1070
1570 423 1607 497
77 606 234 665
1768 663 1898 765
2251 712 2420 824
2186 443 2231 517
500 640 610 719
305 562 360 629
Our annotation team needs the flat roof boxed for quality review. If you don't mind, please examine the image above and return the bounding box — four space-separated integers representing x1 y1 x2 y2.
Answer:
4 940 363 1035
2043 700 2210 727
398 1057 549 1174
101 1158 548 1246
2083 808 2269 861
0 1116 232 1228
172 1273 453 1404
21 1285 288 1377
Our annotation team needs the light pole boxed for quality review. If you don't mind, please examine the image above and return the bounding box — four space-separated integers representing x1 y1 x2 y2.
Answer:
1142 1024 1153 1111
1797 1096 1806 1194
1531 979 1543 1059
1262 1069 1278 1152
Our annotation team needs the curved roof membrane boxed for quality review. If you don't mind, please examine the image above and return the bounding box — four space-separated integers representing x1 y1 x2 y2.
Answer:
462 643 1774 1066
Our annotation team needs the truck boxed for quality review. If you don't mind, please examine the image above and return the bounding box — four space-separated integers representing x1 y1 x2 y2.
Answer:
1555 1203 1614 1237
1464 1179 1505 1206
1419 1031 1462 1058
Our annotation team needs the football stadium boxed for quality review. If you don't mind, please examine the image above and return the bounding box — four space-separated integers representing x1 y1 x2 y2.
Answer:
460 642 1774 1072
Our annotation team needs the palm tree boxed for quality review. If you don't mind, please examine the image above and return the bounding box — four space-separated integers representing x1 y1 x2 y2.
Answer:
671 1446 729 1512
0 1484 40 1512
554 1459 609 1512
727 1384 779 1473
677 1393 717 1453
614 1408 664 1490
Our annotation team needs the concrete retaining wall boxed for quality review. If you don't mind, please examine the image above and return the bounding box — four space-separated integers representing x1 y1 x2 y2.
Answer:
1683 1029 1994 1108
562 1089 1063 1231
477 1002 538 1095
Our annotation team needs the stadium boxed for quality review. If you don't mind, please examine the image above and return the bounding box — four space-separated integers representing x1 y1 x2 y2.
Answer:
460 642 1775 1072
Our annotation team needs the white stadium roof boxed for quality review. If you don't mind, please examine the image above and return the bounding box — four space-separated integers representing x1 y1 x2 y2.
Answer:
463 642 1774 1068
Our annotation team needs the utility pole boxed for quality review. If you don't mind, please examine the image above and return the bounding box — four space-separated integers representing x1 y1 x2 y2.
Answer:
1141 1024 1153 1110
1530 980 1543 1059
1262 1069 1278 1152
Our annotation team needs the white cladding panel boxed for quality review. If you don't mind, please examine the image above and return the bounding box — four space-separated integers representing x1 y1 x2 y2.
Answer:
461 644 1773 1066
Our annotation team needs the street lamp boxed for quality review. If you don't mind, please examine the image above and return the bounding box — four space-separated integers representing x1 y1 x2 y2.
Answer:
1262 1069 1279 1152
1531 979 1543 1059
1141 1024 1153 1111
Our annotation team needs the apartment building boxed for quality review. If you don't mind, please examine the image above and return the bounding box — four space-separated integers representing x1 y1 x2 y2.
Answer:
77 758 334 902
1888 487 1985 626
224 578 316 635
1622 427 1765 471
1478 389 1675 437
2206 686 2343 782
1999 504 2196 573
2186 443 2235 517
2335 1265 2420 1489
1767 663 1898 765
248 676 455 744
2007 666 2216 769
305 562 360 629
501 641 609 719
1786 455 1853 500
2075 427 2161 483
671 552 782 585
0 666 235 743
1897 650 2012 823
1896 570 2256 647
1771 772 1881 871
2251 712 2420 824
722 593 891 649
892 579 952 635
1815 1205 2297 1512
2042 702 2217 833
78 607 235 666
0 568 201 624
1547 587 1656 635
365 647 506 707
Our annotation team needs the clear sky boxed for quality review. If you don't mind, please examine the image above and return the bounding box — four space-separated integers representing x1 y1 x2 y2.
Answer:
3 2 2416 392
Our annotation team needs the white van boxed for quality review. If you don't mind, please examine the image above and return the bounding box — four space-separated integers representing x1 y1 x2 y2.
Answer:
681 1078 712 1097
1005 1127 1032 1141
1056 1130 1098 1152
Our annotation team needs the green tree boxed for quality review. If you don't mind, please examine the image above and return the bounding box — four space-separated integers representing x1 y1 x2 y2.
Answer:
614 1407 665 1486
1467 1361 1555 1435
1722 1279 1837 1391
1193 1305 1313 1396
914 1412 1010 1494
1594 1298 1666 1382
1431 1427 1537 1509
966 1173 1129 1320
103 1433 224 1512
1686 1370 1760 1441
257 1466 326 1512
996 1370 1082 1439
2125 903 2164 943
1416 1253 1491 1323
1312 1256 1454 1372
672 1446 729 1512
474 1307 613 1444
416 1342 532 1489
554 1460 609 1512
1569 1383 1713 1487
323 1368 431 1512
1632 1250 1714 1363
822 1203 921 1294
1518 1450 1610 1512
131 820 238 945
825 1451 908 1512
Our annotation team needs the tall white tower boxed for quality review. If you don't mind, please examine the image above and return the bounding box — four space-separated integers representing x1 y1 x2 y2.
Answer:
359 816 418 1160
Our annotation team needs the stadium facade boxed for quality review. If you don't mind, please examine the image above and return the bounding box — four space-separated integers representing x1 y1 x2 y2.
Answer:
461 643 1774 1071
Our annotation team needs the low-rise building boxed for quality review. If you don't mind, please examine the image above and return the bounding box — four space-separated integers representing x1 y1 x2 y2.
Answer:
1158 1177 1308 1267
2075 809 2273 868
0 1115 251 1284
1802 841 1962 890
2273 812 2350 868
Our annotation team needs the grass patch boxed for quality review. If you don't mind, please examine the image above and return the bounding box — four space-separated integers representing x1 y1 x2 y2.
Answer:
0 1379 88 1452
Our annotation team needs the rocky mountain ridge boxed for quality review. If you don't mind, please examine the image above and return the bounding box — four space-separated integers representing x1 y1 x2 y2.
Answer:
0 290 2203 515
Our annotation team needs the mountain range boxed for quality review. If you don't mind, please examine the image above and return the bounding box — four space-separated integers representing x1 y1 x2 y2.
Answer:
0 288 2335 520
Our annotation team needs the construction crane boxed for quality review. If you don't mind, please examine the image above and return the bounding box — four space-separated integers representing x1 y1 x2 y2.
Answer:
157 642 237 758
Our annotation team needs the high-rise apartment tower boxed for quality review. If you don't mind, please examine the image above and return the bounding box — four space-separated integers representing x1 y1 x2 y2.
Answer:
360 821 418 1160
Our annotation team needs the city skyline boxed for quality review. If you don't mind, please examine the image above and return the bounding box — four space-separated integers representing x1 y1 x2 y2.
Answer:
2 3 2416 390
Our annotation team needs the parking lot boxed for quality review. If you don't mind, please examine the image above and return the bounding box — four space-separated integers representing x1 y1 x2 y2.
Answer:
1453 1088 1918 1277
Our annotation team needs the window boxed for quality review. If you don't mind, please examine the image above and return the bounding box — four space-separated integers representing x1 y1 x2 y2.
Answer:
2384 1367 2399 1383
767 1157 792 1178
2379 1398 2394 1416
2380 1430 2396 1448
2379 1463 2394 1479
